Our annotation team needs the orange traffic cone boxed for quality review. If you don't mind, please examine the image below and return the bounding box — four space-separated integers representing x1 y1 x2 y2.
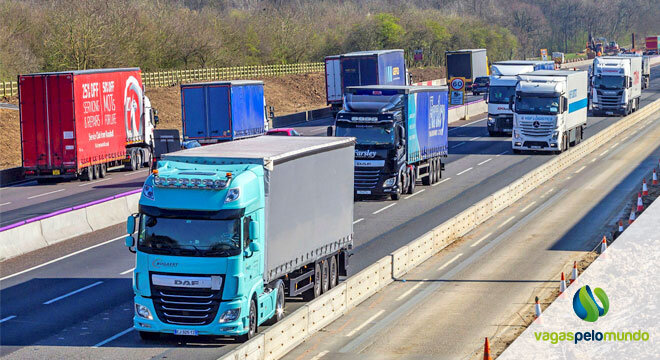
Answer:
618 220 624 232
637 192 644 212
559 272 567 295
570 261 578 285
601 236 608 253
642 179 648 196
483 337 492 360
653 169 658 185
629 208 636 224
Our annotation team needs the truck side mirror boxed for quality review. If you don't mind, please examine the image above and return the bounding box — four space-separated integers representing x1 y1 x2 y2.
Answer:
628 78 633 88
508 96 514 111
153 115 159 125
249 242 261 252
249 220 259 240
126 214 137 234
327 126 333 137
563 99 568 112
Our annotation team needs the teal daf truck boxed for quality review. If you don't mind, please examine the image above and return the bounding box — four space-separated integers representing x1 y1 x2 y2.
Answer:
125 136 355 341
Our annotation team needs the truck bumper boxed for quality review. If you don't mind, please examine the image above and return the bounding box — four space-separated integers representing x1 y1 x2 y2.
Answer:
487 117 513 134
512 138 560 152
355 185 398 197
133 296 248 336
592 102 627 115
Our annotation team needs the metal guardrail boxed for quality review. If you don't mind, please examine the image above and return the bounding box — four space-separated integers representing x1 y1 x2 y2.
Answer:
1 63 325 96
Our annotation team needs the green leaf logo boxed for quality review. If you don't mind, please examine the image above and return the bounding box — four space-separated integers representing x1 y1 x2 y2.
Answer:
573 285 609 322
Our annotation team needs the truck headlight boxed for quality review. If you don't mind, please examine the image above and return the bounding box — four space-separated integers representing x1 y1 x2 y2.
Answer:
218 308 241 323
487 118 495 124
513 131 520 139
225 188 240 202
552 131 559 140
135 303 153 320
383 177 396 187
142 184 154 200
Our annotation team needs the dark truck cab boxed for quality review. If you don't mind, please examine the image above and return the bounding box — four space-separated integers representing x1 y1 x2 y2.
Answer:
332 85 449 200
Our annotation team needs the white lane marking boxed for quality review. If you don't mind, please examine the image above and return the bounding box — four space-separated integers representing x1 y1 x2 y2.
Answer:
448 117 487 132
469 136 480 141
1 235 124 282
432 177 451 187
404 189 425 199
120 268 135 275
541 188 555 198
27 188 65 199
0 315 17 323
566 176 572 180
345 310 385 337
470 233 492 248
456 167 473 176
43 281 104 305
124 169 149 176
309 351 329 360
395 282 425 301
477 158 492 166
519 201 537 213
0 202 11 206
93 327 134 348
610 142 620 149
496 150 508 156
353 218 364 225
591 158 597 163
373 203 396 215
438 253 462 271
451 142 466 148
497 216 516 229
600 149 609 156
574 165 587 173
78 177 112 187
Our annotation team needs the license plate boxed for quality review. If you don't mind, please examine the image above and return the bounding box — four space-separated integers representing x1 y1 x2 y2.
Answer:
174 329 198 336
357 190 371 195
606 111 614 115
531 146 541 149
52 170 60 175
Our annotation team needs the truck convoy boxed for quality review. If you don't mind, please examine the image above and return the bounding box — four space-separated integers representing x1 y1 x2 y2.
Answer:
125 136 355 341
333 85 449 200
488 60 557 136
445 49 488 91
180 81 267 144
19 68 157 182
325 50 408 107
512 70 588 154
591 56 642 116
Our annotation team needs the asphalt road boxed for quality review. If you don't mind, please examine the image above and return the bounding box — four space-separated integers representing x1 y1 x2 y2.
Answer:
1 66 659 359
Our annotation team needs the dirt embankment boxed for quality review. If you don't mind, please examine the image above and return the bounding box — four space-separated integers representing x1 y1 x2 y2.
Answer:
0 67 444 169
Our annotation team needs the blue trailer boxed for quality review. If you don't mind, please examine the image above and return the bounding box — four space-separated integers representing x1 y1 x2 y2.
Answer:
325 50 408 106
334 85 448 200
180 80 267 143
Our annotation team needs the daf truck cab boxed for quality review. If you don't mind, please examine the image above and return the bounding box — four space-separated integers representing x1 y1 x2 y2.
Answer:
512 70 588 154
591 56 642 116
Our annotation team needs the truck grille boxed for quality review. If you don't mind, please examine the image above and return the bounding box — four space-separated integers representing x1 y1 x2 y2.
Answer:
596 91 622 108
354 169 381 189
519 120 554 137
150 276 223 326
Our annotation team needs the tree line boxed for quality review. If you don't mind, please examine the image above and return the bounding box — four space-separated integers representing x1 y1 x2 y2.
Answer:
1 0 657 80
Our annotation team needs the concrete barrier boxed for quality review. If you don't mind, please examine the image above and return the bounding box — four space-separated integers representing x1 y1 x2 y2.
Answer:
0 222 47 261
345 262 380 308
308 283 347 334
40 208 93 246
263 305 309 360
86 197 131 231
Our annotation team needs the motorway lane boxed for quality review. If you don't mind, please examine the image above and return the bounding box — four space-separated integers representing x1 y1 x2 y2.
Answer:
1 67 659 358
281 109 660 360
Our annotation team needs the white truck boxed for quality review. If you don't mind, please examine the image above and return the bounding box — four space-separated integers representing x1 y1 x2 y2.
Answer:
487 61 555 136
591 56 642 116
512 70 588 154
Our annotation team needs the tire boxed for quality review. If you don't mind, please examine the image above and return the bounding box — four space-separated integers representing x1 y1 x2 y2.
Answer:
236 298 257 342
91 165 99 180
435 159 442 180
130 155 138 171
321 259 330 294
99 163 107 178
421 162 431 186
265 282 285 325
303 262 322 301
329 255 338 289
390 174 402 200
488 130 496 137
406 167 416 194
139 331 160 341
80 167 92 181
513 149 522 154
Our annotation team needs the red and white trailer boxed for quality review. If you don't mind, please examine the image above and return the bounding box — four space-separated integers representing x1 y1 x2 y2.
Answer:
19 68 158 182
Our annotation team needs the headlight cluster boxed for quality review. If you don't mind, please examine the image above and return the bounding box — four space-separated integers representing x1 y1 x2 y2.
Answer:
218 308 241 323
225 188 241 202
153 176 229 189
135 303 153 320
383 177 397 187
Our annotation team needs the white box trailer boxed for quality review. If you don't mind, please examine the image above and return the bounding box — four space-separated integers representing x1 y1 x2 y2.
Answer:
591 56 642 115
325 55 342 105
512 70 588 153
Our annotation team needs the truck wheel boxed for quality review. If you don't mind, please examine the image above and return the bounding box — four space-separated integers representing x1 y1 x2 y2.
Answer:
390 175 402 201
513 149 522 154
139 331 159 341
265 281 285 325
329 255 338 289
303 262 322 301
92 164 100 179
236 298 257 342
406 167 415 194
130 154 138 171
422 162 431 186
432 159 438 184
99 163 107 178
321 259 330 294
80 167 92 181
435 159 442 180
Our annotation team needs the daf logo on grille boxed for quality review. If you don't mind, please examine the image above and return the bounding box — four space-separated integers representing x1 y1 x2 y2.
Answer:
174 280 199 286
533 121 541 128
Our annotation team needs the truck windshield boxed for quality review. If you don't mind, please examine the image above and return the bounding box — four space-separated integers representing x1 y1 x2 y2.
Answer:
138 215 241 257
594 75 624 89
489 86 516 104
335 124 394 145
516 95 560 115
343 94 404 113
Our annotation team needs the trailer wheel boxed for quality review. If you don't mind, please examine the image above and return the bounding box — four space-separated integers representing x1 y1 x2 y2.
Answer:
303 262 322 301
431 159 438 184
80 167 92 181
265 281 285 325
435 158 442 180
329 255 338 289
92 164 100 179
99 164 107 178
139 331 159 341
236 297 257 342
321 259 330 294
